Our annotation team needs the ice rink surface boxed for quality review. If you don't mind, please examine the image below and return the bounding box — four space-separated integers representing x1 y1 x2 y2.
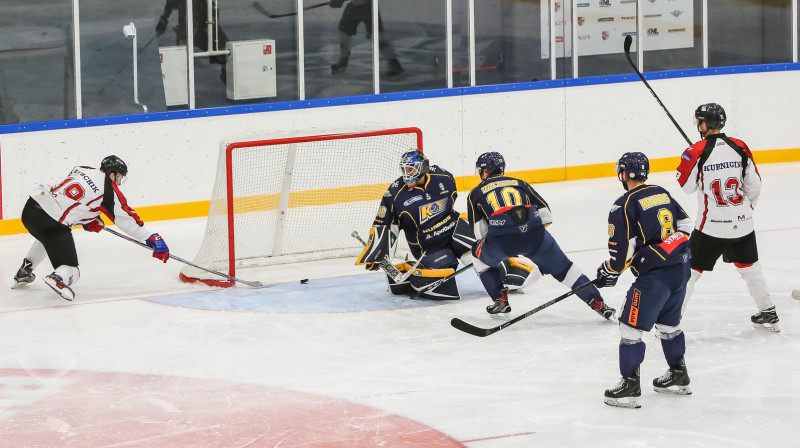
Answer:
1 163 799 447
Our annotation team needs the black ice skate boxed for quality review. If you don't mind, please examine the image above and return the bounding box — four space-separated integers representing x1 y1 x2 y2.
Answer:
11 258 35 289
385 58 404 77
486 289 511 318
44 274 75 301
653 357 692 395
330 54 349 74
751 307 780 332
588 297 616 321
604 369 641 409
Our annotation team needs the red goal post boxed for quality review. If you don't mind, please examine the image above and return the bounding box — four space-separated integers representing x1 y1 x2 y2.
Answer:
180 127 423 287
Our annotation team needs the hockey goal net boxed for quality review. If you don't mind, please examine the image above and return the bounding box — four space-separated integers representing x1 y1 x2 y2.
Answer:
180 127 423 286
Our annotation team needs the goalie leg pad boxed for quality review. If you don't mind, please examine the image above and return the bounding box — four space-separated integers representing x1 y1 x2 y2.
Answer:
409 266 460 300
501 257 541 290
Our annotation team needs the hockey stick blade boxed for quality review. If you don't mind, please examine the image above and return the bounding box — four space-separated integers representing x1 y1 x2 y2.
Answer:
103 227 263 287
450 280 598 337
622 35 692 146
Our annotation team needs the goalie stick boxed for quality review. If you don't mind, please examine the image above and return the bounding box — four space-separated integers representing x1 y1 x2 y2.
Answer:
351 230 423 283
450 280 598 337
252 0 338 19
103 227 263 287
407 263 473 300
623 34 692 146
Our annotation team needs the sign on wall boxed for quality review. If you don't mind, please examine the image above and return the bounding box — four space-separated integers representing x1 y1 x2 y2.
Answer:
541 0 694 58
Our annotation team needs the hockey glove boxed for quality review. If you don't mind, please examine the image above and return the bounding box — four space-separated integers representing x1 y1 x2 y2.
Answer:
330 0 345 7
146 233 170 263
596 261 620 288
156 15 169 35
82 218 105 233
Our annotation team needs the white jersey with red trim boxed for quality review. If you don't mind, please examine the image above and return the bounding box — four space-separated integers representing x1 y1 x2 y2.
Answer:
676 133 761 239
30 166 152 242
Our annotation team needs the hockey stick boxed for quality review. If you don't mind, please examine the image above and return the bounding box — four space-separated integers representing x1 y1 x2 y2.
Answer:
351 230 423 283
623 34 692 146
450 279 598 337
408 263 473 300
252 0 335 19
103 227 263 287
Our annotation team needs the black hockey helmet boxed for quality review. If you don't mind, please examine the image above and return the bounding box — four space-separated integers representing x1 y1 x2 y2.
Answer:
475 152 505 177
399 150 429 187
695 103 726 130
100 155 128 177
616 152 649 181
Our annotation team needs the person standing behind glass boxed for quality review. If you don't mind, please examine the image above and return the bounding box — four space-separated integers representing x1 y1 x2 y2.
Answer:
329 0 403 77
156 0 229 83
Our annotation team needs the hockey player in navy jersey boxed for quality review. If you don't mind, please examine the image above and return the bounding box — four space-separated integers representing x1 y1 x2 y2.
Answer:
598 152 693 408
356 151 476 299
466 151 614 320
677 103 779 331
12 155 170 301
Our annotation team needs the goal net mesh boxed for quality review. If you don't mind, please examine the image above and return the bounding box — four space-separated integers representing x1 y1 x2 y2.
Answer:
180 127 422 286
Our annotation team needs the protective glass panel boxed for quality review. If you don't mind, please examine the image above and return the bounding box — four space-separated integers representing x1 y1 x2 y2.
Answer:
0 0 75 124
708 0 792 66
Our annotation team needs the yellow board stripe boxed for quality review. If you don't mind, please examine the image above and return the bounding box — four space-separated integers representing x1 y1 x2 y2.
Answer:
2 148 799 236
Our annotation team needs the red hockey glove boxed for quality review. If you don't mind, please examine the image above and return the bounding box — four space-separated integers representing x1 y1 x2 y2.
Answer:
146 233 170 263
82 218 105 233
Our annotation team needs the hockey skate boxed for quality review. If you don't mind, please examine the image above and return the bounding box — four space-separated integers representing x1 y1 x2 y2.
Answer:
11 258 35 289
604 370 641 409
385 58 404 77
330 54 349 75
751 307 780 332
588 297 616 321
653 357 691 395
43 274 75 301
486 289 511 319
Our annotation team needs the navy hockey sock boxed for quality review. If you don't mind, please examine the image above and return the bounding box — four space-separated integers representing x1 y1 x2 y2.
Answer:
619 341 646 378
660 331 686 369
479 269 505 301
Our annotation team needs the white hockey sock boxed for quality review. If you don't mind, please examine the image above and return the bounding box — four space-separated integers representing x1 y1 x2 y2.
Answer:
54 265 81 286
681 269 702 315
25 240 48 269
736 262 773 310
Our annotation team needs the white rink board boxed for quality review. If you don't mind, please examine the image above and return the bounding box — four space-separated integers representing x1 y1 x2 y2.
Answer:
2 70 800 219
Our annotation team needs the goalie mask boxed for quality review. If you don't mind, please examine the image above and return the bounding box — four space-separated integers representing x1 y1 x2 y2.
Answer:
399 151 429 188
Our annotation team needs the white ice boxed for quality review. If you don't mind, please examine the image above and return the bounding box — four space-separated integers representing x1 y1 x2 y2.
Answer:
1 163 799 446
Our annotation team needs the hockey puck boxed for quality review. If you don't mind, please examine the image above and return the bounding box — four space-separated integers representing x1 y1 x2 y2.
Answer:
792 290 800 300
300 279 309 284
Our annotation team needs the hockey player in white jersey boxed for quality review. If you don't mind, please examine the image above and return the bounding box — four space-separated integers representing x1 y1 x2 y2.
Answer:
676 103 779 331
12 155 170 301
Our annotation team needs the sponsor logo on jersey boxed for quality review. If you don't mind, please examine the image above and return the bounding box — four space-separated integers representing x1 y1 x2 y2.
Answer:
489 219 505 226
404 196 423 206
425 220 457 240
419 198 449 224
638 193 670 210
610 204 621 213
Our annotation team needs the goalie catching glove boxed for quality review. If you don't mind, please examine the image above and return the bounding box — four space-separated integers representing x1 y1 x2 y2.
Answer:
355 225 396 271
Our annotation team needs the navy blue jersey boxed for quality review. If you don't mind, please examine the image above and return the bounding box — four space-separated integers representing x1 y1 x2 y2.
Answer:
373 165 459 255
466 175 552 235
607 184 692 275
